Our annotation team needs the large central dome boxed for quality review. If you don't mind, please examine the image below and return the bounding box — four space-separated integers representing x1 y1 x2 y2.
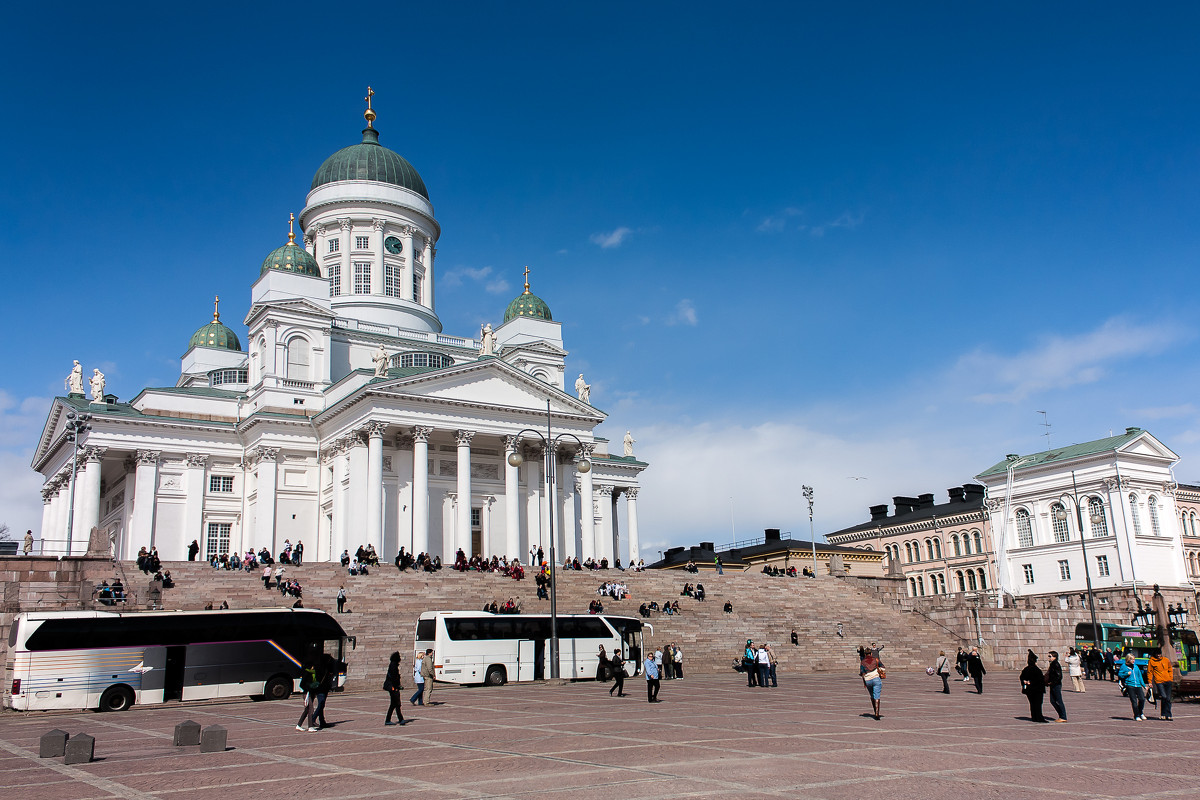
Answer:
311 127 429 200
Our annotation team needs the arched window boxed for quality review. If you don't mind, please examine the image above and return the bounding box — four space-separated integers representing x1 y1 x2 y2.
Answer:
952 534 961 557
1051 502 1070 543
956 570 965 591
1089 497 1109 538
285 337 310 380
1130 494 1143 536
1015 509 1033 547
1149 496 1162 536
967 570 978 591
973 530 983 553
905 542 913 563
1190 512 1197 537
913 541 921 562
1190 553 1196 576
909 577 917 596
917 576 925 596
924 539 933 560
977 569 987 590
937 573 947 593
256 336 267 378
933 538 942 559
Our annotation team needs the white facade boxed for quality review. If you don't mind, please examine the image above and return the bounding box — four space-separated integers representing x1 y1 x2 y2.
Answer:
977 428 1189 602
31 110 647 565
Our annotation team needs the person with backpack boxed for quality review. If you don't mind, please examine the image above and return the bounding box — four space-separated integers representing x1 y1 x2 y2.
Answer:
295 660 319 731
383 652 406 725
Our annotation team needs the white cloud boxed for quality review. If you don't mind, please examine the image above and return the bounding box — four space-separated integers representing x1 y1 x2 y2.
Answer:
1127 403 1197 420
667 299 698 326
810 211 864 237
590 227 632 249
0 391 53 541
757 207 804 233
441 265 510 294
957 317 1186 404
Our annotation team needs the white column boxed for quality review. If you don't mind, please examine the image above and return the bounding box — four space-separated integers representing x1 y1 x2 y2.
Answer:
255 448 279 554
331 441 349 561
626 487 641 565
79 447 106 555
481 496 495 558
339 218 352 296
371 219 385 295
183 453 208 561
424 237 435 308
597 485 614 563
130 450 160 556
366 422 386 554
412 426 432 556
525 453 542 557
400 226 415 299
504 435 520 559
39 487 53 548
579 444 595 562
561 473 577 562
346 438 367 553
455 430 474 557
52 481 69 551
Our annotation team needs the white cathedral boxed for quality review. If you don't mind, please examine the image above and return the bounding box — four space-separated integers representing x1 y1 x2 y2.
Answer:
32 94 647 565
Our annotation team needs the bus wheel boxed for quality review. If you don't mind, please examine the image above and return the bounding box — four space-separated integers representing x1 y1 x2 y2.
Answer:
485 666 507 686
263 675 293 701
99 685 135 712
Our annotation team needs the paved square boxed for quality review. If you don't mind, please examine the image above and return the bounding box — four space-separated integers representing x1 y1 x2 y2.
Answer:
1 672 1195 799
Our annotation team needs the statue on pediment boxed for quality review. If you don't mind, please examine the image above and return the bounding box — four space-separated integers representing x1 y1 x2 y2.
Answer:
623 430 635 457
371 345 389 377
575 373 591 403
89 369 106 402
65 360 84 395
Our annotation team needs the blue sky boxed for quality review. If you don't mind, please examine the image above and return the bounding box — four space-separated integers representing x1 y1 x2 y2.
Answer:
3 3 1200 554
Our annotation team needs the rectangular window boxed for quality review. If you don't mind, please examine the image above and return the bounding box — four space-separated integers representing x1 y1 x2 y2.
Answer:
413 273 421 303
329 264 341 297
354 262 371 294
205 522 231 561
355 236 370 250
1058 559 1071 580
328 238 339 253
1022 563 1035 584
471 508 481 527
1096 555 1110 577
384 264 401 298
209 475 234 493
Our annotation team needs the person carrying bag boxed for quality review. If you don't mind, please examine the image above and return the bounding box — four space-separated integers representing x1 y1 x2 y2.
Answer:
935 650 951 694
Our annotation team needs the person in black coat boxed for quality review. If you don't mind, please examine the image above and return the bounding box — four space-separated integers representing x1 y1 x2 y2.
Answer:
383 652 405 725
966 647 986 694
1046 650 1067 722
1020 649 1048 722
187 540 199 561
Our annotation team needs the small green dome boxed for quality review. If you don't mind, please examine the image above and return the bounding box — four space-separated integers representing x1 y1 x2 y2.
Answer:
189 316 242 352
503 288 553 323
261 241 321 277
311 128 429 200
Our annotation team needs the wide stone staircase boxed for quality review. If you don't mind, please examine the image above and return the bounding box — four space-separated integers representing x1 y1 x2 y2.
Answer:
107 562 953 690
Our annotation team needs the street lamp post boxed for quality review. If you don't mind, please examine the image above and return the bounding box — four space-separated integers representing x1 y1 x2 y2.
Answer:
506 400 591 680
802 485 816 577
63 411 92 557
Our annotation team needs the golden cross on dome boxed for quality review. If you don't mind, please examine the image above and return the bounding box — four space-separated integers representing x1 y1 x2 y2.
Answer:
213 295 220 322
523 266 531 293
287 212 296 245
364 86 376 128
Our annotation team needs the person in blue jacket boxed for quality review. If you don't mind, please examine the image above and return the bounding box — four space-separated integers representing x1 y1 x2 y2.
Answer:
1117 653 1148 721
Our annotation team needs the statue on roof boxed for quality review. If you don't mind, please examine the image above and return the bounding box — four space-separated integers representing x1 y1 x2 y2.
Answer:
575 373 591 403
89 369 105 403
479 323 495 356
65 360 84 395
371 345 389 378
623 430 635 457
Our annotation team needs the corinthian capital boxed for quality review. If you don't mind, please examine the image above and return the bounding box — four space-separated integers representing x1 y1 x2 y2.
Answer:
411 425 433 443
255 447 280 464
363 421 388 438
184 452 210 468
455 429 476 447
136 450 161 466
83 446 107 463
625 487 639 500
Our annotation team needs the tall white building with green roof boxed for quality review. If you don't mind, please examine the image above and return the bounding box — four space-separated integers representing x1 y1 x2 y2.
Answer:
31 98 647 567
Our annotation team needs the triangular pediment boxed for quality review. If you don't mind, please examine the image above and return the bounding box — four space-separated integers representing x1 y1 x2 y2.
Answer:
33 399 72 468
501 340 567 357
244 298 334 325
367 359 602 420
1118 432 1178 462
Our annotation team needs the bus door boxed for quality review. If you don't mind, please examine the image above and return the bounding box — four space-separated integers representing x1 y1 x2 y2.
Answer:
163 646 186 702
533 638 545 680
517 640 536 681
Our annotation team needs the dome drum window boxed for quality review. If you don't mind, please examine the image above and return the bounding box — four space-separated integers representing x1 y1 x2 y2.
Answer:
209 369 248 387
390 351 452 370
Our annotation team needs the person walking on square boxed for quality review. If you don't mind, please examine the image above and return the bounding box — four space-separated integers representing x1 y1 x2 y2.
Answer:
1066 647 1084 692
935 650 951 693
645 650 661 702
312 653 342 730
1147 648 1175 721
661 644 674 680
383 652 405 725
336 586 347 613
420 647 437 705
956 646 969 680
860 649 883 720
1046 650 1067 722
1118 654 1148 720
674 644 684 680
295 659 319 731
410 651 426 705
609 649 626 697
967 646 986 694
1020 650 1048 722
744 640 758 687
765 643 778 687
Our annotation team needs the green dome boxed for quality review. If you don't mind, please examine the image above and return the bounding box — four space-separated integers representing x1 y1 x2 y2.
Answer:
311 128 429 200
189 319 242 351
503 288 553 323
261 241 321 277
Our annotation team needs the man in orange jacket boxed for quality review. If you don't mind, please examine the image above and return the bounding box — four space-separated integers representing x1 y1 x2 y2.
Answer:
1146 648 1176 721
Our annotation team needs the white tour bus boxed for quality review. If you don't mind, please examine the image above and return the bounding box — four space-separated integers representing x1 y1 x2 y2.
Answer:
7 608 351 712
414 611 652 685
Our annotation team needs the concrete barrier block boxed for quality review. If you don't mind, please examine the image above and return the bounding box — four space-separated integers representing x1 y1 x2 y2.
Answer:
64 733 94 764
173 720 201 746
39 729 68 758
200 725 227 753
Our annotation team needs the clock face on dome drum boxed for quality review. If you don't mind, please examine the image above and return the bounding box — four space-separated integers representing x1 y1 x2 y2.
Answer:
384 236 403 254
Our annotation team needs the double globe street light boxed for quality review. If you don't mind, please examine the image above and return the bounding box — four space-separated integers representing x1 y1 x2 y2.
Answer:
506 400 592 680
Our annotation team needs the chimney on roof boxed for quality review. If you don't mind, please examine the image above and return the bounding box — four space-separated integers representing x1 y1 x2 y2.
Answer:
1006 454 1020 461
1126 427 1141 435
947 486 966 503
765 528 781 541
700 541 714 552
962 484 985 503
869 504 889 522
917 493 935 509
893 496 919 516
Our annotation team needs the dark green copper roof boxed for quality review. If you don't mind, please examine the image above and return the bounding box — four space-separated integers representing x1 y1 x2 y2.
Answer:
261 241 321 277
503 289 553 323
311 128 429 200
188 320 242 351
976 427 1147 478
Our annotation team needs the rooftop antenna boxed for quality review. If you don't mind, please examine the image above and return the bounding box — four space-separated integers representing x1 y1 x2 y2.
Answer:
1037 410 1052 449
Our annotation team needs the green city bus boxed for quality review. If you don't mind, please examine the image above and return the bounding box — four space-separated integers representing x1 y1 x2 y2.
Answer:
1074 622 1198 673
